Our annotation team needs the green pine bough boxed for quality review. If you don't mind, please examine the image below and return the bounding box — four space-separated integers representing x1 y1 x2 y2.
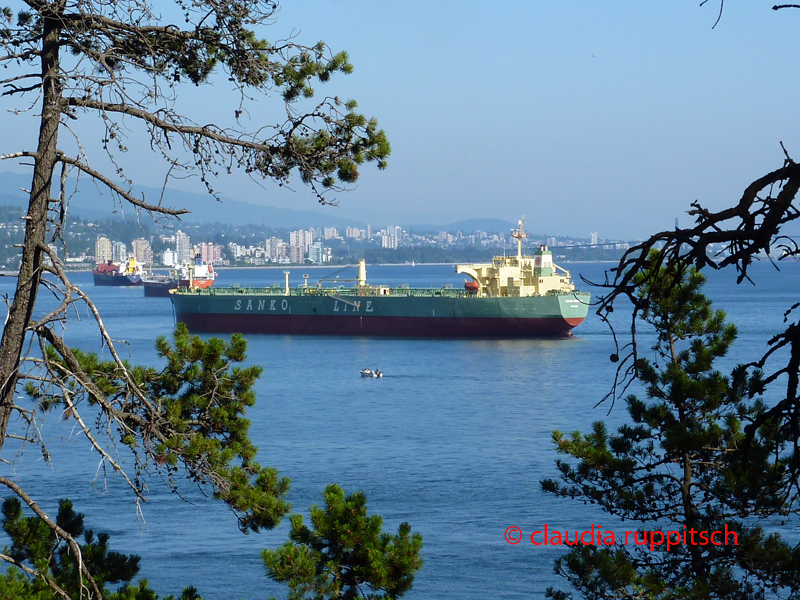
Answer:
262 484 423 600
542 253 800 600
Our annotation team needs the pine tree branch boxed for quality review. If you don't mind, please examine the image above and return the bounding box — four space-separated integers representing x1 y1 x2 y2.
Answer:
0 552 71 600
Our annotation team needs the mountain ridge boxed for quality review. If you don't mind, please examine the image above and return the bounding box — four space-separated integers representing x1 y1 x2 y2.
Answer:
0 171 513 233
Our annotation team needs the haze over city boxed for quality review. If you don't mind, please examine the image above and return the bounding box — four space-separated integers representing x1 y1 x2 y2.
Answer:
3 2 799 239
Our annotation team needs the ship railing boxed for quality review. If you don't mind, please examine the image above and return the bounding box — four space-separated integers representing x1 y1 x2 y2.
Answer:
170 286 476 298
493 255 520 267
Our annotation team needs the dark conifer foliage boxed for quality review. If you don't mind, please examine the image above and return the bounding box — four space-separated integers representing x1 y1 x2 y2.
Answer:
0 496 204 599
2 325 292 597
262 484 423 600
22 324 291 533
544 256 800 599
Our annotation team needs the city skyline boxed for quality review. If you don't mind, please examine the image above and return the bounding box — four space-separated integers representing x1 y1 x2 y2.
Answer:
65 221 632 271
1 199 637 271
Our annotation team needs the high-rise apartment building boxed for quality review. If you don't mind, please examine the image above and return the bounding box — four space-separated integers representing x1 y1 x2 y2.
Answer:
162 249 177 267
381 233 397 249
289 230 313 254
176 230 192 263
309 241 325 264
132 238 153 264
227 242 243 260
198 242 222 264
112 241 127 262
382 226 401 249
289 245 305 264
95 236 112 263
345 227 365 240
265 237 287 261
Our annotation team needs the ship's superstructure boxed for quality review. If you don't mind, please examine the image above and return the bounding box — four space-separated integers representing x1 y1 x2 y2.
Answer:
142 259 218 296
456 218 575 298
169 219 590 337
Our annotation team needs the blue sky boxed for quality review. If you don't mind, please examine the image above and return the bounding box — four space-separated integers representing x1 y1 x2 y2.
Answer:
2 2 800 238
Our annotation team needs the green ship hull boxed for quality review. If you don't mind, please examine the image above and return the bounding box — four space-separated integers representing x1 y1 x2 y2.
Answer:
170 286 591 337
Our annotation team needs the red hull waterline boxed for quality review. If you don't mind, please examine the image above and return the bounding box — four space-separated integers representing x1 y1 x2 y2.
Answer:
174 313 585 338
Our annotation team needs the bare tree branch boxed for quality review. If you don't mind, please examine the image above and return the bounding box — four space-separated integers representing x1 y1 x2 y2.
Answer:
55 152 189 217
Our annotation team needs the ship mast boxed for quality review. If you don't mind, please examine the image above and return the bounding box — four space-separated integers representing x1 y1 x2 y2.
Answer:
510 216 528 261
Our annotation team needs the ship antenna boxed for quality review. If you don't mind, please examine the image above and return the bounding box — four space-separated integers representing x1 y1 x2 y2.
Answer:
511 215 527 261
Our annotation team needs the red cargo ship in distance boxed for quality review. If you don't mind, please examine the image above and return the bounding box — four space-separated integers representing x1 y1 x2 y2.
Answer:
142 260 217 297
92 257 143 286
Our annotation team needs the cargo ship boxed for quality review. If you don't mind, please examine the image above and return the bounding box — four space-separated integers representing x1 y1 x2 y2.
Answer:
92 257 143 286
142 260 217 297
170 220 591 337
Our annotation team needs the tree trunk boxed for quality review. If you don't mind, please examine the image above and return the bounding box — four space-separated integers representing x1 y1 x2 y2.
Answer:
0 10 63 449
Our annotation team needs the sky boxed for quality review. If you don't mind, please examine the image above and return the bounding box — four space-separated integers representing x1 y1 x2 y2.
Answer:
2 1 800 239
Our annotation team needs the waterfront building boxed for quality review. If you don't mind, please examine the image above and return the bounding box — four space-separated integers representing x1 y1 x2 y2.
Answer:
289 244 305 264
309 241 325 264
112 241 127 262
289 230 313 254
132 237 153 265
95 236 112 263
199 242 222 264
176 230 192 263
265 237 287 261
162 248 177 267
382 225 401 249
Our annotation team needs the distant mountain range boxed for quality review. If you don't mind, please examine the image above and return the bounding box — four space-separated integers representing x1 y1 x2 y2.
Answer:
0 171 514 233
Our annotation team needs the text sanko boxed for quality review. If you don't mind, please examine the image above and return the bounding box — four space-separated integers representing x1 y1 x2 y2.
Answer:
530 524 738 551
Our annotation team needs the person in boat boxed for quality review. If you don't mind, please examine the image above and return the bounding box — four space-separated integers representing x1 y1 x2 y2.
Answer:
375 368 381 377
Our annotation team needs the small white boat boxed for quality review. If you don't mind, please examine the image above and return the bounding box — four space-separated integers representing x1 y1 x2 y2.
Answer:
360 368 383 378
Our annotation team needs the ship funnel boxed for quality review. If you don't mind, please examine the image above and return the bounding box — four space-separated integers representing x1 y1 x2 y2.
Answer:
357 259 367 287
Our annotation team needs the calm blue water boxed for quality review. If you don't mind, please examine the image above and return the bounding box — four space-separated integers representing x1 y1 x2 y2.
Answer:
0 261 797 599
